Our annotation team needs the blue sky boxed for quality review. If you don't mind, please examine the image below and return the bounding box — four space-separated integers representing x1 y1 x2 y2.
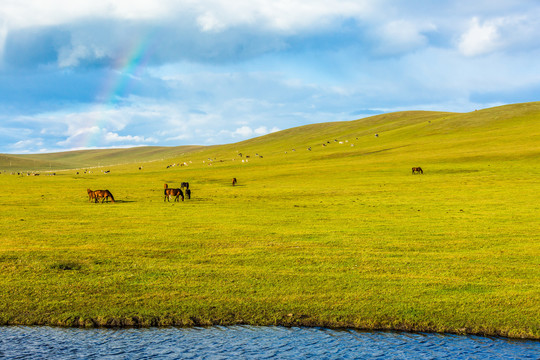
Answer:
1 0 539 153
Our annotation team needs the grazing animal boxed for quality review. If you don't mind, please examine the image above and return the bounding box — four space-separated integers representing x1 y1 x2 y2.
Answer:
88 189 115 203
412 167 424 175
164 184 184 202
185 188 191 199
232 178 237 186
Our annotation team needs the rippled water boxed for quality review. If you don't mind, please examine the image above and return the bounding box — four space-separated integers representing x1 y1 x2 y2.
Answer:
0 326 538 359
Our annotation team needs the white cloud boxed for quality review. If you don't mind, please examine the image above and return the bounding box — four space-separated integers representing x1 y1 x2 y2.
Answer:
255 126 280 135
1 0 378 34
197 12 226 32
12 139 43 150
233 126 254 137
229 125 280 138
58 43 108 68
104 132 157 143
372 20 434 55
1 1 173 29
458 17 501 56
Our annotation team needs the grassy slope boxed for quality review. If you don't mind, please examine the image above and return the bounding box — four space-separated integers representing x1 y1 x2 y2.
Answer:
0 145 206 171
0 102 539 338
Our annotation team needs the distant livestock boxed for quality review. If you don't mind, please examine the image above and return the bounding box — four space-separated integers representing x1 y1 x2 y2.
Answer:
232 178 237 186
412 167 424 175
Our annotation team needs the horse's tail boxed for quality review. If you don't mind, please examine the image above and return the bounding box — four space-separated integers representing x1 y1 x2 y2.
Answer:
107 190 115 202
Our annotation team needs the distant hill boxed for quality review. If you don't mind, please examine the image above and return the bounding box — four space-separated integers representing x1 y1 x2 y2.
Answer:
1 101 539 171
0 145 205 171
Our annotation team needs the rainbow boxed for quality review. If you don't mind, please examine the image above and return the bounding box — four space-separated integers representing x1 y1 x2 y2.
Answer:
81 30 158 149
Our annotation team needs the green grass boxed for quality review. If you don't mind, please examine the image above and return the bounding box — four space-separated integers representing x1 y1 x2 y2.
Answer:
0 102 539 338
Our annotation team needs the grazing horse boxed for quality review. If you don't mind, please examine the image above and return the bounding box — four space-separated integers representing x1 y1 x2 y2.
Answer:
89 189 115 203
232 178 237 186
412 167 424 174
164 184 184 202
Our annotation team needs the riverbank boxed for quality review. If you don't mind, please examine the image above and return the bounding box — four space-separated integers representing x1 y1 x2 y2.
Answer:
3 315 537 340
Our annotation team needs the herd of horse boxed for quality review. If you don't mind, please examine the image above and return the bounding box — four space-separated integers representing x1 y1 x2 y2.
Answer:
87 182 194 204
88 168 422 204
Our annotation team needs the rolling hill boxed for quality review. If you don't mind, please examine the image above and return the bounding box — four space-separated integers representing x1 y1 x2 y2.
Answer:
1 101 538 172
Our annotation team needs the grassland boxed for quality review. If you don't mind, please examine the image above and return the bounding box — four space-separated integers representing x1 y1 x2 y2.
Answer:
0 102 539 339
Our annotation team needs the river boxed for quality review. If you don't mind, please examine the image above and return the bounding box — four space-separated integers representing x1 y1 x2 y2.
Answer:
0 326 538 359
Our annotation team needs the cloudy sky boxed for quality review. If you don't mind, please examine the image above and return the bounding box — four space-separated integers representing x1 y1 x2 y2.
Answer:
1 0 539 153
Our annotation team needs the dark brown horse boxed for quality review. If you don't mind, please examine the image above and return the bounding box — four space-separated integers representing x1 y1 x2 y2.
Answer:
232 178 237 186
164 184 184 202
412 167 423 174
88 189 115 203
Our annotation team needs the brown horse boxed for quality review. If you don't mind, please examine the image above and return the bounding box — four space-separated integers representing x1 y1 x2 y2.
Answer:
164 184 184 202
88 189 115 203
232 178 237 186
412 167 423 174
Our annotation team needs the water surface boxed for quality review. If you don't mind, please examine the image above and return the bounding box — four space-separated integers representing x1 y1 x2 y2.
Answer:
0 326 538 359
